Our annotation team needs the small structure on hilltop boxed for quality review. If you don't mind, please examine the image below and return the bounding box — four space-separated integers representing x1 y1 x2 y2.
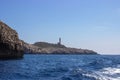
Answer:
58 37 61 45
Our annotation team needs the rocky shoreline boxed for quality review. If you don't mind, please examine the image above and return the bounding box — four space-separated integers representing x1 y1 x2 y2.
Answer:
0 21 97 59
29 42 97 54
23 39 97 55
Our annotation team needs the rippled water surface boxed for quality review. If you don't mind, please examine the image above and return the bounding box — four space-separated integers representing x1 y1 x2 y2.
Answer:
0 54 120 80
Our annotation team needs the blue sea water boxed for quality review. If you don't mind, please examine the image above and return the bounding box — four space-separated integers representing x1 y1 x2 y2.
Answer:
0 54 120 80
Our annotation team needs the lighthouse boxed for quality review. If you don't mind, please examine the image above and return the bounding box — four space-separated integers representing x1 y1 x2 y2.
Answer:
58 37 61 45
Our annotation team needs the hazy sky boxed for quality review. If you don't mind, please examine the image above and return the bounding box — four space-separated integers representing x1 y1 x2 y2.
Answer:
0 0 120 54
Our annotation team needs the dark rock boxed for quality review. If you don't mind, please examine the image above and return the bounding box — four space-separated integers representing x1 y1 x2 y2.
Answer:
0 21 24 59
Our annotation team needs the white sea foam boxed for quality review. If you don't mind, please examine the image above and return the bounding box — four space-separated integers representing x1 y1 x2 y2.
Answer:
83 65 120 80
102 67 120 75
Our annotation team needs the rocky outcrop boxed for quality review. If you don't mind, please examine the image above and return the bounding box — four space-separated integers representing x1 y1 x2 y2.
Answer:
22 41 41 53
0 21 24 59
23 42 97 54
34 42 66 48
33 42 97 54
38 47 97 54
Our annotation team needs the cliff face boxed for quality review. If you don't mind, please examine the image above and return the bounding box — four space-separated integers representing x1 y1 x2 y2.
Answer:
0 21 23 59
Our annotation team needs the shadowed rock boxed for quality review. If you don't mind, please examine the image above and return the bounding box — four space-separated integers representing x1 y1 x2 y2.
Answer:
0 21 24 59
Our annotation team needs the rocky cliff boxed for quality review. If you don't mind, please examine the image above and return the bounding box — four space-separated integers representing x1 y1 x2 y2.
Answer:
0 21 97 56
23 42 97 54
22 41 41 53
0 21 23 59
38 47 97 54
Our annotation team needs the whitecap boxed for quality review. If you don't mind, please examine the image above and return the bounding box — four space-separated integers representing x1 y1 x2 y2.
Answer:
83 65 120 80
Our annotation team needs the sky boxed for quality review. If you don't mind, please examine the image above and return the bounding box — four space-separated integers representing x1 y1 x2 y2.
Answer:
0 0 120 54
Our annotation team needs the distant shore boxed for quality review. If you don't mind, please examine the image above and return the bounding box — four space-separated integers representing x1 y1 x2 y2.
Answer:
0 21 97 60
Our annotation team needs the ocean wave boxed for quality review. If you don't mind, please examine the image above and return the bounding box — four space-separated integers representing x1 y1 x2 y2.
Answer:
59 68 97 80
59 65 120 80
82 65 120 80
0 55 120 80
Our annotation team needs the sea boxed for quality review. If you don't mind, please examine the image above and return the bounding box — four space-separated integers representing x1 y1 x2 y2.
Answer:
0 54 120 80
